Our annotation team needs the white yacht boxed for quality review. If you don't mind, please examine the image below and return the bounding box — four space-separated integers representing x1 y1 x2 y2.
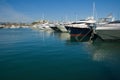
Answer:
41 23 53 31
96 19 120 40
65 17 96 42
49 23 61 32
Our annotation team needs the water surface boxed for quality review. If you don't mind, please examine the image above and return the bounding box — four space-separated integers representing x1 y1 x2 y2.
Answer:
0 28 120 80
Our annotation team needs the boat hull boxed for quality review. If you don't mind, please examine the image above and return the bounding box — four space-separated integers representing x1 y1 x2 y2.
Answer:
50 26 62 32
57 25 68 32
96 29 120 40
69 27 92 42
96 24 120 40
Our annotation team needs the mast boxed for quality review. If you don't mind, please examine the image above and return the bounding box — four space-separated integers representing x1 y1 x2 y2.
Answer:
42 13 45 20
93 2 95 19
75 14 78 21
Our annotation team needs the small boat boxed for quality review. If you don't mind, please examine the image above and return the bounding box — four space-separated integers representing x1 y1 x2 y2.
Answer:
0 25 4 29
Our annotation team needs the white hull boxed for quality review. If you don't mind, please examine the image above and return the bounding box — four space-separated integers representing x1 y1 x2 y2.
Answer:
96 24 120 40
57 25 68 32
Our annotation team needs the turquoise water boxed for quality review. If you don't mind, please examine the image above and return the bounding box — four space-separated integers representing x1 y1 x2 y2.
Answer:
0 28 120 80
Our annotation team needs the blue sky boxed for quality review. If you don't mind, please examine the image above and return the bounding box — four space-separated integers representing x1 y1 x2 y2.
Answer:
0 0 120 23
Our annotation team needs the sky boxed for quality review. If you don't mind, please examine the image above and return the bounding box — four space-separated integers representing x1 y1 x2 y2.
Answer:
0 0 120 23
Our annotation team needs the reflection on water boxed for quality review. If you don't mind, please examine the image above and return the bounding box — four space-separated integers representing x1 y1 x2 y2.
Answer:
47 31 120 63
67 38 120 63
90 41 120 61
92 42 120 80
84 41 120 77
33 29 120 64
1 28 120 80
55 32 70 40
55 32 120 80
70 35 91 42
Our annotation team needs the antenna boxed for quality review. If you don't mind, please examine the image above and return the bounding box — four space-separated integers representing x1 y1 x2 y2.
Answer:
75 14 77 21
65 15 68 22
93 2 95 18
42 13 45 20
118 12 120 20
